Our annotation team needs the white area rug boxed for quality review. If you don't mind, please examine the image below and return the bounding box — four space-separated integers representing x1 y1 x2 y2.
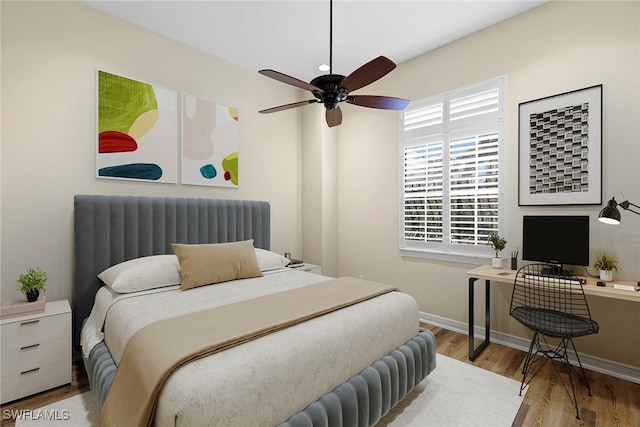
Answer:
377 354 525 426
16 354 525 427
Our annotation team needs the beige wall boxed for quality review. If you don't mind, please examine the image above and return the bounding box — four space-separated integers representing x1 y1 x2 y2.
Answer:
0 1 305 303
337 1 640 367
2 1 638 370
301 107 339 277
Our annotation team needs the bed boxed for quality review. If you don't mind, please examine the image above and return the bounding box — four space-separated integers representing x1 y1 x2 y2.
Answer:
74 195 436 426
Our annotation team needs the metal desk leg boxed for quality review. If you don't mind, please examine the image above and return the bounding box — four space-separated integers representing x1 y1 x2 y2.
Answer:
468 277 490 361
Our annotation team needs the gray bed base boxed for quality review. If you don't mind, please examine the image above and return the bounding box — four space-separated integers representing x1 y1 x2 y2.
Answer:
84 329 436 425
276 329 436 426
74 195 437 425
84 341 115 410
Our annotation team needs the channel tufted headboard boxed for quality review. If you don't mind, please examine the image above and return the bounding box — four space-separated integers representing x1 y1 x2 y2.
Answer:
73 195 271 349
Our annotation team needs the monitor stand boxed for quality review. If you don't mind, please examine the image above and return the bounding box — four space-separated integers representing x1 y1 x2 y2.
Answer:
542 263 572 277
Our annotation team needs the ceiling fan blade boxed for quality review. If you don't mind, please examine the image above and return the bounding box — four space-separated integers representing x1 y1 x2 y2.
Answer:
259 99 318 114
339 56 396 93
259 69 323 93
347 95 410 110
326 107 342 127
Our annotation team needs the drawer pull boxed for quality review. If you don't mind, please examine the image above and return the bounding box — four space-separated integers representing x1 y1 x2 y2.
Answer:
20 343 40 351
20 367 40 375
20 319 40 326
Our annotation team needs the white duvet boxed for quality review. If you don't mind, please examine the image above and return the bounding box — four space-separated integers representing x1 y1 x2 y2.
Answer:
81 269 420 426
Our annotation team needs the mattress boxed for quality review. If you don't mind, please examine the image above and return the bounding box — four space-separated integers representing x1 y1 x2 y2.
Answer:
82 268 424 426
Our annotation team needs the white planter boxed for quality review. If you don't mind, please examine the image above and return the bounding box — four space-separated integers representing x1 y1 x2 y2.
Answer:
599 270 614 281
492 257 502 268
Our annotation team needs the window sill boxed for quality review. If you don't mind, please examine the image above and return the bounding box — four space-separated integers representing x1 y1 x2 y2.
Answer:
400 248 496 265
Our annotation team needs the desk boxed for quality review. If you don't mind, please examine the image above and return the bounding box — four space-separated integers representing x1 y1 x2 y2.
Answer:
466 265 640 361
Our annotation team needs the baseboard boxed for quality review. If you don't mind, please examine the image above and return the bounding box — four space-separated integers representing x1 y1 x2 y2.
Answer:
420 311 640 385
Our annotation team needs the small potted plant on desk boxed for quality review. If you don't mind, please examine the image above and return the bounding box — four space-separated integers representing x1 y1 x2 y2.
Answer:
593 252 619 282
487 233 507 268
16 267 47 302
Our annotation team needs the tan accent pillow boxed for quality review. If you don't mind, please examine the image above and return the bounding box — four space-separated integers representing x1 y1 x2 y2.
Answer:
172 240 263 290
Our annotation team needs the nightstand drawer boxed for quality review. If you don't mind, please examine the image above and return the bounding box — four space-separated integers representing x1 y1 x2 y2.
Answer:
0 300 72 404
0 311 70 351
1 359 71 404
1 337 71 377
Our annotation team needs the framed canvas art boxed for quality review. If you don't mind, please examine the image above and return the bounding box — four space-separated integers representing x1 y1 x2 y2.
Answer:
518 85 602 206
97 70 177 183
181 93 239 187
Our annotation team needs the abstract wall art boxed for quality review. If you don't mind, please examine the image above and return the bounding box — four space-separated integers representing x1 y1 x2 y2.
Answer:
518 85 602 206
181 94 239 187
97 70 177 183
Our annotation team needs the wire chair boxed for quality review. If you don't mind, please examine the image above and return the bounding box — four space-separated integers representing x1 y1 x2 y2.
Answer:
509 263 599 420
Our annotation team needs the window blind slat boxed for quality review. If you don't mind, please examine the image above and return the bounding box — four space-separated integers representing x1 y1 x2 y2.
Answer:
450 89 500 122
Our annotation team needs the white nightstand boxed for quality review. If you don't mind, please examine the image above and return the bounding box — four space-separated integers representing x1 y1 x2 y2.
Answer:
288 263 322 275
0 299 72 404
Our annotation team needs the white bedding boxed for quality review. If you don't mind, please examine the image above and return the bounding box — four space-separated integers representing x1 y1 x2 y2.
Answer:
81 268 296 361
82 269 420 426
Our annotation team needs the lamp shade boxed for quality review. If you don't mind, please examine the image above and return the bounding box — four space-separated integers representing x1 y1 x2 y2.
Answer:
598 198 621 225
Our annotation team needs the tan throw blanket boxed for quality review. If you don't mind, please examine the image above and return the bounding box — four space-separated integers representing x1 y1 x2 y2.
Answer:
98 277 397 427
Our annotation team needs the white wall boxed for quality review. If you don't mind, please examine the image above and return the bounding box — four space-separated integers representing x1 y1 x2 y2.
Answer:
337 1 640 367
1 1 304 304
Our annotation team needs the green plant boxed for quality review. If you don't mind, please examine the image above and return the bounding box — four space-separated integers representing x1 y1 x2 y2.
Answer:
487 233 507 258
593 252 619 272
16 267 48 295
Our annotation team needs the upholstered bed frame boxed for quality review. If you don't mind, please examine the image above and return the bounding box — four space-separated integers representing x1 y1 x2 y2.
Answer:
73 195 436 426
73 194 270 349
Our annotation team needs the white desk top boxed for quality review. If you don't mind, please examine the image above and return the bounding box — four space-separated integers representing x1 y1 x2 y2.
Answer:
467 265 640 303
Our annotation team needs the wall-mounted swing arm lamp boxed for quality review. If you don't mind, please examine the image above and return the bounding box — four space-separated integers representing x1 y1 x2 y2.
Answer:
598 196 640 225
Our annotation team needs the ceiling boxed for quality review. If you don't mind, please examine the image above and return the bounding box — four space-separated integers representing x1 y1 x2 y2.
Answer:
83 0 547 83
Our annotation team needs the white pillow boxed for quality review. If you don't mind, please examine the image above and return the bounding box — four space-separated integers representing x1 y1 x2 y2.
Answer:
254 248 291 271
98 255 181 293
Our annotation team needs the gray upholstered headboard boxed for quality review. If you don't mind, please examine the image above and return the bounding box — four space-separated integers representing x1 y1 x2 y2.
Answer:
73 195 271 349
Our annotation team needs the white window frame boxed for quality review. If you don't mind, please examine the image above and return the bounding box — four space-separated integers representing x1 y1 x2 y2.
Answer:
399 76 507 264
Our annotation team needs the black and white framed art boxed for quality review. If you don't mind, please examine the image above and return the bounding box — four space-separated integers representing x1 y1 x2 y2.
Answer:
518 84 602 206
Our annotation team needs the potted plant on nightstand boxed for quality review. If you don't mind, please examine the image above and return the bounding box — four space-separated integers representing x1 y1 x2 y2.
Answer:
487 233 507 268
16 267 47 302
593 252 619 282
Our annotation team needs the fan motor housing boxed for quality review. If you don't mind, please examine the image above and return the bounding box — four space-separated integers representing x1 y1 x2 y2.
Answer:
310 74 348 110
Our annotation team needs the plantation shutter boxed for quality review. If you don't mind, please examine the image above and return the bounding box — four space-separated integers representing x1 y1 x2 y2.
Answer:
400 77 505 258
403 139 444 243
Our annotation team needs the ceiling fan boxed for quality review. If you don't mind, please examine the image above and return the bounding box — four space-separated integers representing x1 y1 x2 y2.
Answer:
258 0 409 128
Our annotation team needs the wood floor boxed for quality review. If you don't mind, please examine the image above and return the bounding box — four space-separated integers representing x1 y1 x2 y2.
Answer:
424 324 640 427
1 324 638 426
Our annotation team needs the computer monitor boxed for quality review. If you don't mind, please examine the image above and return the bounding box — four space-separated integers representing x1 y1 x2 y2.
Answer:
522 215 590 270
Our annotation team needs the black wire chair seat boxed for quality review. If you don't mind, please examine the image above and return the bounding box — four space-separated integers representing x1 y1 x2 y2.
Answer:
510 306 599 338
509 263 599 420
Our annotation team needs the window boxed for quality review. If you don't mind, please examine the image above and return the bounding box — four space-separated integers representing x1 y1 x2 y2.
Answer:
400 77 506 263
